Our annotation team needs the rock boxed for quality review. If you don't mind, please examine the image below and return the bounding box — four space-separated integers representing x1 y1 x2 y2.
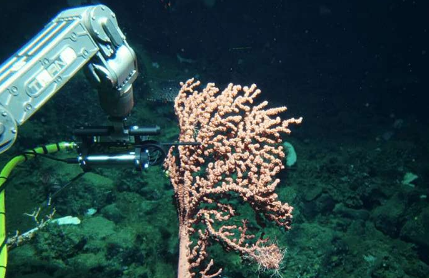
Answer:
400 207 429 248
371 194 406 237
101 203 124 223
303 186 323 202
301 193 335 219
334 203 370 220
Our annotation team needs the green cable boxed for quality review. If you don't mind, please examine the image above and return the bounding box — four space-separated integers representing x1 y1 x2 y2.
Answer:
0 142 76 278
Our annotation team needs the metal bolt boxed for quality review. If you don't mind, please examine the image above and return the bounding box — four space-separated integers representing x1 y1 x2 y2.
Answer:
25 104 32 111
11 86 18 95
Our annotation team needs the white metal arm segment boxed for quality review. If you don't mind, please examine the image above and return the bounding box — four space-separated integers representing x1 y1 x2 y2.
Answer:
0 5 138 153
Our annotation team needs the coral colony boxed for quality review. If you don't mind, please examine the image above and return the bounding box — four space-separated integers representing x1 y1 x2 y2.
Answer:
164 79 302 277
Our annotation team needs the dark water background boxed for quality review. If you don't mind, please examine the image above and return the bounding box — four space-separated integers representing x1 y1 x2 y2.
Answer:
0 0 428 277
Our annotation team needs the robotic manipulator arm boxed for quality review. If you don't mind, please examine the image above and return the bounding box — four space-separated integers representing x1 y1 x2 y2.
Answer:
0 5 191 171
0 4 137 152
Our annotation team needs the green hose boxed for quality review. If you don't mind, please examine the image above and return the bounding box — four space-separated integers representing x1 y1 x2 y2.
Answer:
0 142 76 278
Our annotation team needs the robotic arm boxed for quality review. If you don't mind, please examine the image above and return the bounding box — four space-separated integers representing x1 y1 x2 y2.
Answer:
0 5 138 154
